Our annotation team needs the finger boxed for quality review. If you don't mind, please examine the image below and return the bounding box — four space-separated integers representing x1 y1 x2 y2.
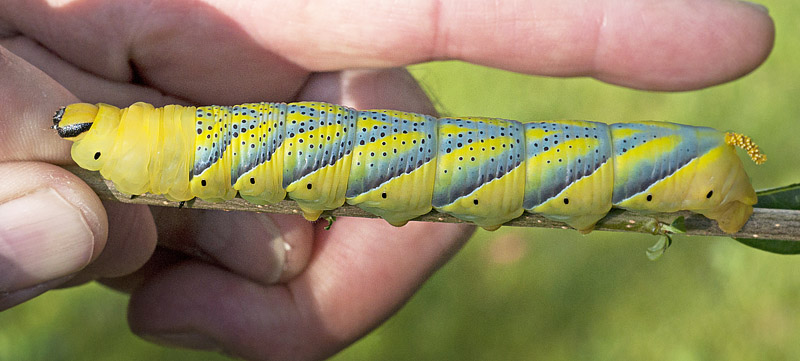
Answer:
0 36 183 107
4 0 773 102
96 211 301 294
297 68 439 116
0 162 106 310
151 209 313 285
60 201 157 287
99 247 191 294
128 221 473 360
269 0 774 90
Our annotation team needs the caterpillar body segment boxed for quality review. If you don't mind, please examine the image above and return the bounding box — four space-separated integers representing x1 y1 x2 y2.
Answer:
523 120 615 233
281 102 358 221
608 122 758 233
225 102 287 205
53 101 763 233
346 110 439 226
432 117 526 230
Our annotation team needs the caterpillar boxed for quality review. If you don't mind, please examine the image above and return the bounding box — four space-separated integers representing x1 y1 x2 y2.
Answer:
52 101 766 233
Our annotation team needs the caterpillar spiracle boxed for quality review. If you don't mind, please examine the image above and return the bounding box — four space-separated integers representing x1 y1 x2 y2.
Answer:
52 101 766 233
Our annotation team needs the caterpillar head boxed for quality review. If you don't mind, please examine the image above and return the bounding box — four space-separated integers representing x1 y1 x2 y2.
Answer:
53 103 123 171
53 103 100 140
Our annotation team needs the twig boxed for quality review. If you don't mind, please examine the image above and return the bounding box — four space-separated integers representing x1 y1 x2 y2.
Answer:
63 165 800 241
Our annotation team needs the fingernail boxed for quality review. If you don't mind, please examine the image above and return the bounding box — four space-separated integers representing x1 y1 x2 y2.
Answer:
259 215 287 284
0 188 94 293
141 332 222 352
738 0 769 14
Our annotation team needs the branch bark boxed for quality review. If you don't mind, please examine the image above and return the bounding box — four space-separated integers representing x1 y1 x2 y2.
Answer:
63 165 800 241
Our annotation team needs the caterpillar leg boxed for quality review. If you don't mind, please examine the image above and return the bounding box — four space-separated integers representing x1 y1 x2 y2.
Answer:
299 207 324 222
387 220 409 227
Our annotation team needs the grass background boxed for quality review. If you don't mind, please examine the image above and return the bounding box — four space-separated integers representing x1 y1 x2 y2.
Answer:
1 0 799 359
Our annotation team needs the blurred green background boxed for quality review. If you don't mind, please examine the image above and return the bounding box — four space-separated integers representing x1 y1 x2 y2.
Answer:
2 0 799 360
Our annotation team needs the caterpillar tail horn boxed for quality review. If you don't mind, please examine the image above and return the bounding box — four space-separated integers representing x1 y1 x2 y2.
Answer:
725 132 767 165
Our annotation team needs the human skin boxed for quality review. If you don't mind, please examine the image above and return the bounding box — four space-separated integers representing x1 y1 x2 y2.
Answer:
0 0 773 360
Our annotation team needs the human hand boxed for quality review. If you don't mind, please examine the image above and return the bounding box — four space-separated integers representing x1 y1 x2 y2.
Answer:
0 0 772 360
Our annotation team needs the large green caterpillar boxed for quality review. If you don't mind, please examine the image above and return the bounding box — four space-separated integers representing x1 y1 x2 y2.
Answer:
53 101 765 233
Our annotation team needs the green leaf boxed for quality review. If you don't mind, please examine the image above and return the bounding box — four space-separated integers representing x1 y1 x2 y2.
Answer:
753 183 800 210
734 238 800 255
661 216 687 234
734 183 800 254
324 215 337 230
646 235 672 261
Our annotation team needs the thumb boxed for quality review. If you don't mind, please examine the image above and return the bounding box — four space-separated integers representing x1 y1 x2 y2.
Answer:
0 46 107 310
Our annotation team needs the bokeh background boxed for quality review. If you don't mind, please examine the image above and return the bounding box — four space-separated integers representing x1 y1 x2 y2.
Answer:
2 0 798 360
